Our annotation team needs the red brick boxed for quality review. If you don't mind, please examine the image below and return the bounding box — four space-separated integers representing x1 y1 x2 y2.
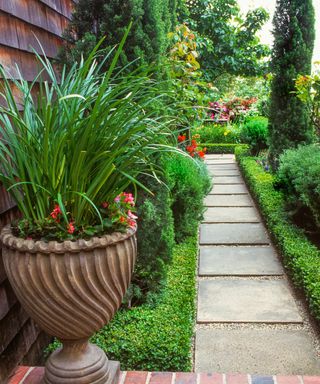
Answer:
7 366 30 384
176 372 197 384
125 371 149 384
199 373 224 384
276 376 301 384
303 377 320 384
226 374 248 384
150 372 173 384
23 367 45 383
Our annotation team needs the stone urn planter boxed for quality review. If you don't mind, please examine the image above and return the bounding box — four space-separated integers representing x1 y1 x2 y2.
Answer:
1 225 137 384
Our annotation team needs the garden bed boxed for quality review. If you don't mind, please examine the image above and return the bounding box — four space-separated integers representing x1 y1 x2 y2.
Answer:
235 146 320 322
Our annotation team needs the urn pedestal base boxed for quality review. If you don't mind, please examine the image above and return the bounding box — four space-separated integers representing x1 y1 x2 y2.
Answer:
43 340 120 384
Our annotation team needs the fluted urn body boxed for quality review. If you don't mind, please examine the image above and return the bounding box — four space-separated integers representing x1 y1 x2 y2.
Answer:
1 225 137 384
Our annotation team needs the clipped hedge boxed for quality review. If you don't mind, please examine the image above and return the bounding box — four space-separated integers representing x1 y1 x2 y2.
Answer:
47 235 198 371
200 143 247 154
235 146 320 320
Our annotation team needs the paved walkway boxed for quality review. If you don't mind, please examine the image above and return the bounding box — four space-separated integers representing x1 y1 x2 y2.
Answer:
195 154 320 375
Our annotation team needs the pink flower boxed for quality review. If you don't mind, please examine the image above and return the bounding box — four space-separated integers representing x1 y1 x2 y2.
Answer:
128 219 137 229
50 204 61 220
123 193 134 206
128 210 138 220
102 202 109 209
114 195 121 203
210 113 215 120
67 222 75 234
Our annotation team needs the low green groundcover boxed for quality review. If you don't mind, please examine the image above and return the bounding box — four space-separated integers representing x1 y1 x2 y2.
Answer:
236 146 320 321
46 235 197 371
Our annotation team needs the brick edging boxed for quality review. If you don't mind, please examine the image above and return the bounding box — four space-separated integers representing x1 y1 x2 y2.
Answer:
7 368 320 384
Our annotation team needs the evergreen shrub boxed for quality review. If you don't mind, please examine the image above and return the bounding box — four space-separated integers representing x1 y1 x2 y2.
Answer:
268 0 315 166
130 171 175 305
240 116 268 155
59 0 178 68
167 155 211 243
277 145 320 230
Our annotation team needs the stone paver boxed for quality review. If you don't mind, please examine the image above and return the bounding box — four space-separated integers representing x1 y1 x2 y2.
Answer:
207 164 239 170
214 176 244 184
209 184 248 195
206 154 235 159
195 329 320 374
204 194 253 207
199 246 283 276
203 207 260 223
208 170 241 176
200 223 270 245
197 280 302 323
206 159 237 165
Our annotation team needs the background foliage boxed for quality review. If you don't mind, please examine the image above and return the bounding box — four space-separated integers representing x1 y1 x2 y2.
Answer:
184 0 270 80
59 0 179 67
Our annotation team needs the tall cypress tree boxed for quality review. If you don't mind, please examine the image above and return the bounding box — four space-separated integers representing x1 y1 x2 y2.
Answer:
59 0 178 67
268 0 315 167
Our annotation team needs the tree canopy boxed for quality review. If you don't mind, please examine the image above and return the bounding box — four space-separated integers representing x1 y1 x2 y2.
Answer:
183 0 270 79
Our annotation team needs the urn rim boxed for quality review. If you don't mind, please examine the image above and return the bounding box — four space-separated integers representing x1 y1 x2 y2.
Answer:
0 224 137 254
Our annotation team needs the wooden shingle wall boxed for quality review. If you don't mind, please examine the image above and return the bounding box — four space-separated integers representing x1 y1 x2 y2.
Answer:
0 1 73 382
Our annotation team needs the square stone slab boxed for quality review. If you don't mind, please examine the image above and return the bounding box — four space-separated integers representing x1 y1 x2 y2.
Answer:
209 184 248 195
209 170 241 176
207 164 239 170
195 329 320 374
203 207 260 223
199 246 283 276
197 279 302 323
200 224 270 245
204 194 253 207
206 154 235 159
206 159 236 165
213 176 244 184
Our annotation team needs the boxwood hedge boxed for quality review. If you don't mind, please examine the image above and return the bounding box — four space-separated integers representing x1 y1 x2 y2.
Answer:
235 146 320 321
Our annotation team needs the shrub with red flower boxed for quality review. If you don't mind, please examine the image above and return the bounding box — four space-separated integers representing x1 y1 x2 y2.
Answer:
178 134 206 159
